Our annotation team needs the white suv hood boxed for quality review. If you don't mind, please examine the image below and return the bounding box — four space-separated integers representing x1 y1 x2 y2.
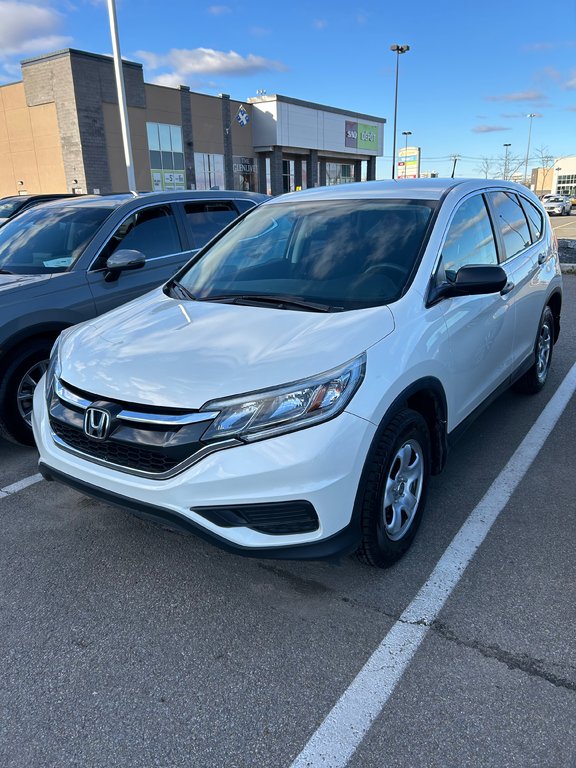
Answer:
61 289 395 408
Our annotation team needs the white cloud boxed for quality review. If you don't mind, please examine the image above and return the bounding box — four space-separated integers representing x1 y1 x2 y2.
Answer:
565 72 576 90
313 19 328 30
135 46 287 87
250 26 271 37
151 72 184 88
208 4 231 14
472 125 510 133
0 1 72 58
486 90 547 103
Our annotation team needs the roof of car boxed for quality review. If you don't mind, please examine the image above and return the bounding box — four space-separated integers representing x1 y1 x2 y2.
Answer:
266 178 532 204
28 189 269 212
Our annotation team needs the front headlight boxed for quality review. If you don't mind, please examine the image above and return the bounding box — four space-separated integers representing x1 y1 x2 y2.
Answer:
45 336 63 399
201 353 366 443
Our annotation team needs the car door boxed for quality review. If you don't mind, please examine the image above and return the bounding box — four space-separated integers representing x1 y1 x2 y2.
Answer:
485 190 546 371
86 203 188 315
433 192 516 425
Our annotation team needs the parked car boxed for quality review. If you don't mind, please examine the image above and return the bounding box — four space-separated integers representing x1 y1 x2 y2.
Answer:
543 195 572 216
34 179 562 567
0 189 268 444
0 193 81 226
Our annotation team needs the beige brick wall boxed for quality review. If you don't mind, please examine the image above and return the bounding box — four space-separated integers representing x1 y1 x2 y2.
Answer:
0 82 67 196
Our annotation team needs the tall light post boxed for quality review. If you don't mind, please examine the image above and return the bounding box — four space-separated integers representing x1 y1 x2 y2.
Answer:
401 130 412 178
390 44 410 180
503 143 511 180
107 0 136 191
523 113 538 186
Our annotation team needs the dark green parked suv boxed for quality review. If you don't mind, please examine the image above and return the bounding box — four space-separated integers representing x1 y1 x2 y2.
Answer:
0 189 267 444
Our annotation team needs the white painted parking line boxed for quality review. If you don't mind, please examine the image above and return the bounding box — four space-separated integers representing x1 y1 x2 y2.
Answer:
290 360 576 768
0 473 43 499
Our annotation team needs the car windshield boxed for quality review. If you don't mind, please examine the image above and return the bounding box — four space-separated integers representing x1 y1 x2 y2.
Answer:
178 199 435 311
547 197 563 202
0 198 25 218
0 203 117 274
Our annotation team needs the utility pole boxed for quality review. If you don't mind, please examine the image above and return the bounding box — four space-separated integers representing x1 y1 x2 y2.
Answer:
450 154 460 178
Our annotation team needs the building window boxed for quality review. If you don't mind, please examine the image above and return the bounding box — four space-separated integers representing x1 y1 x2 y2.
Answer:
557 174 576 197
194 153 225 190
147 123 186 190
282 159 295 193
233 156 257 191
326 162 354 185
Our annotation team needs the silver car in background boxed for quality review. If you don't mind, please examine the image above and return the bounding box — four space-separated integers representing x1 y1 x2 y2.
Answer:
543 196 572 216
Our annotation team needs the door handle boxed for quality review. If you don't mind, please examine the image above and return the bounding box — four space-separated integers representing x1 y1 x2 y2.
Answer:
500 281 515 296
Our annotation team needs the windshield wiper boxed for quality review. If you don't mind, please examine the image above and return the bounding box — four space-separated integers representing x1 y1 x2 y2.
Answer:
0 269 14 275
198 294 341 312
167 279 196 301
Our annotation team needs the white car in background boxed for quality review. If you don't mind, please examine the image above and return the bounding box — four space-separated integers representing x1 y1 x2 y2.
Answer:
33 179 563 568
543 195 572 215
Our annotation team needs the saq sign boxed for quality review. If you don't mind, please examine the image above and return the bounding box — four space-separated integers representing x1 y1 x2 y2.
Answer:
345 121 379 150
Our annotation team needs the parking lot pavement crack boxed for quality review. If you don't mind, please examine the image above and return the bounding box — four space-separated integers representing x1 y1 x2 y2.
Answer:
431 621 576 693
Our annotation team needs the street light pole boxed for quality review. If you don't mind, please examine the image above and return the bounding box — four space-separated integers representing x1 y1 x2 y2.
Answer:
390 44 410 180
402 130 412 178
503 143 511 180
524 113 537 186
107 0 136 192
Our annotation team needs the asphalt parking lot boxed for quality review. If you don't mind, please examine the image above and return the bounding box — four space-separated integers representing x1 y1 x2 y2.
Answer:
1 277 575 768
550 208 576 240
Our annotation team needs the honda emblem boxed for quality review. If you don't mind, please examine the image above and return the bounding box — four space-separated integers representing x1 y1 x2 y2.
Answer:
84 407 111 440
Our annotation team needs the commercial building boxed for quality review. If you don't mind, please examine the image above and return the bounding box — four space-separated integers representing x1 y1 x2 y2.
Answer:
531 157 576 198
0 48 385 198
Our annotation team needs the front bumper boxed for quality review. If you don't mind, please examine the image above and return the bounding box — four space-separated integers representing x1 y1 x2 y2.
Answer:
33 383 376 560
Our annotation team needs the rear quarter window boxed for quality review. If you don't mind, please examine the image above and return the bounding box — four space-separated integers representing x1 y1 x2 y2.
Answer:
184 201 239 248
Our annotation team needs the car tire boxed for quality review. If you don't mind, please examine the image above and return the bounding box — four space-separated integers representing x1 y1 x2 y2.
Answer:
0 340 51 445
513 306 554 395
356 408 430 568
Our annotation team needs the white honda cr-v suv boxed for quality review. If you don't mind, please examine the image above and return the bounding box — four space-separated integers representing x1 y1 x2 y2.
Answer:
33 179 562 567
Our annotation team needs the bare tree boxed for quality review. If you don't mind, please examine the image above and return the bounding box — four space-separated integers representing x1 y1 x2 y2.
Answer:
532 145 555 194
494 151 524 181
475 157 495 179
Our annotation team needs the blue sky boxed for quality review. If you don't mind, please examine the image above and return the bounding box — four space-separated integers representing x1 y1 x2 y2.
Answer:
1 0 575 178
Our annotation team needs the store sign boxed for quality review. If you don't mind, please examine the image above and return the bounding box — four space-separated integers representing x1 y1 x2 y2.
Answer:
233 156 256 174
151 170 186 191
397 146 421 179
345 121 379 150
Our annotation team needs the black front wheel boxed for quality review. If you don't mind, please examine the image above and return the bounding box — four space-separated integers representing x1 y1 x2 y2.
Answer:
0 341 52 445
356 409 431 568
513 306 554 395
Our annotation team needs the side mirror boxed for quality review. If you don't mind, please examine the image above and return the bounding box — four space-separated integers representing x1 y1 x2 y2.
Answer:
104 249 146 282
429 265 508 304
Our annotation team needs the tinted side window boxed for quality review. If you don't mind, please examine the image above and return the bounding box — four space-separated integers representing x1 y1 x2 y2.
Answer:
488 191 531 260
184 202 239 248
519 196 543 242
234 199 258 214
94 205 181 268
440 195 498 280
